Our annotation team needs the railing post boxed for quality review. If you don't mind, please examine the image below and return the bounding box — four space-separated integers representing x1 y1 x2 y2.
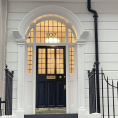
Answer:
4 64 13 115
101 69 104 118
112 80 115 118
5 64 8 115
88 65 97 113
107 77 110 118
95 63 100 113
0 98 1 116
117 82 118 100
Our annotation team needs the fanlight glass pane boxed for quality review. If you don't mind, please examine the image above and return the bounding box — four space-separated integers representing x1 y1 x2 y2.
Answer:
68 29 75 43
36 20 66 43
27 28 34 43
26 20 76 43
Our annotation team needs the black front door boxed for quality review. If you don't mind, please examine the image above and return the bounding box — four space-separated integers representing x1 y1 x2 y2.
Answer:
36 46 66 108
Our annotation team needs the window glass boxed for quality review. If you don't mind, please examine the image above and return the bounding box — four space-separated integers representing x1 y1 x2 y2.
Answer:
69 47 74 73
38 48 46 74
68 29 75 43
47 48 55 74
27 28 34 43
28 47 33 73
56 49 64 74
36 20 66 43
26 20 76 44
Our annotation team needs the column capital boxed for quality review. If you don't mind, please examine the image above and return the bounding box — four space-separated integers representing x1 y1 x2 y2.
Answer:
76 39 86 45
16 39 26 45
13 30 27 45
76 30 89 45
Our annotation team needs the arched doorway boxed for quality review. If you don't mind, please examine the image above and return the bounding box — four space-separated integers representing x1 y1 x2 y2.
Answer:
25 16 77 114
13 5 89 117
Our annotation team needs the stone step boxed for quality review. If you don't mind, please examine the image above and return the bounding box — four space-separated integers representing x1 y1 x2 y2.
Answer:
25 114 78 118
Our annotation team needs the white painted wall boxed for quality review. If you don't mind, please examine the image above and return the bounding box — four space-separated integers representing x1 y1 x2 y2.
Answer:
6 0 118 116
0 0 8 115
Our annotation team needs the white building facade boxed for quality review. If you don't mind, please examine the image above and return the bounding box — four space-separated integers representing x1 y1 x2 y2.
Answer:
0 0 118 118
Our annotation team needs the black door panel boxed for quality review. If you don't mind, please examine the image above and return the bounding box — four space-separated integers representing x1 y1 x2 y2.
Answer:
36 46 66 108
47 81 55 106
38 82 46 107
57 82 64 106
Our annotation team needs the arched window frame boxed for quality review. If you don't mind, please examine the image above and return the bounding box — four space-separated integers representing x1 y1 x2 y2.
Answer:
25 15 77 45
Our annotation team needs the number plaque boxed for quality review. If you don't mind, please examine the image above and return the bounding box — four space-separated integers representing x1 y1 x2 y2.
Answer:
47 76 56 79
46 32 56 38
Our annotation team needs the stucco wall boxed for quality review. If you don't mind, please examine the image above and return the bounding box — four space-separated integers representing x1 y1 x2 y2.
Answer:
6 0 118 116
0 0 7 108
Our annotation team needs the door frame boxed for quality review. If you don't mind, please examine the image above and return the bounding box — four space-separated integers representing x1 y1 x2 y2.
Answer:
31 44 74 114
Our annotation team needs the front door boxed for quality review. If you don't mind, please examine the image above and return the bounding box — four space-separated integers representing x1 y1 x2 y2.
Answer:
36 46 66 108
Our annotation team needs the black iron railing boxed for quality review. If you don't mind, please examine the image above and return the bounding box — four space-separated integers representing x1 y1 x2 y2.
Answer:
0 98 5 116
88 66 118 118
0 65 14 116
101 69 118 118
88 65 97 113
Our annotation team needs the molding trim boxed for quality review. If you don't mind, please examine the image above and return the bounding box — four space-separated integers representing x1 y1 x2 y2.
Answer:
17 5 84 39
16 39 26 44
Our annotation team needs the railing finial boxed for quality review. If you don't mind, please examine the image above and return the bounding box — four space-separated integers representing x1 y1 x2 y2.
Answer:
88 70 90 75
5 64 9 71
6 64 8 68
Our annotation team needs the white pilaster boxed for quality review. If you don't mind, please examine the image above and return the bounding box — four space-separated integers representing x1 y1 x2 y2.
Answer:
16 39 26 118
0 0 7 101
77 40 86 118
0 0 3 98
76 31 89 118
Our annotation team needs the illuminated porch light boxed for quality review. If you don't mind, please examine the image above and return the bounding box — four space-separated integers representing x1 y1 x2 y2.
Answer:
46 38 60 43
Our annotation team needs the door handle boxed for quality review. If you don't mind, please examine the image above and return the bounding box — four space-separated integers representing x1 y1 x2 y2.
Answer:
59 76 62 79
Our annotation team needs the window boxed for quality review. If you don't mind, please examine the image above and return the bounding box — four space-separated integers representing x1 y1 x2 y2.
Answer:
28 47 33 73
47 48 55 74
26 17 76 74
27 28 34 43
38 48 46 74
36 20 66 43
69 47 74 73
56 49 64 74
68 29 75 43
26 19 76 44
